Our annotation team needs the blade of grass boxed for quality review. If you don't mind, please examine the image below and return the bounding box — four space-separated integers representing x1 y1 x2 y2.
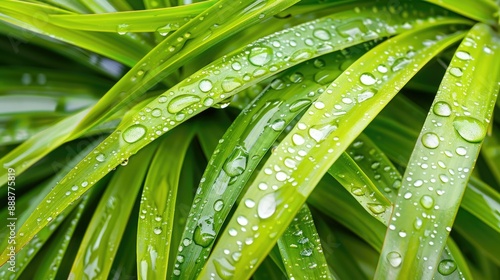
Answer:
375 23 500 279
69 141 158 280
199 23 468 279
136 124 196 280
49 0 215 33
277 204 332 279
0 0 151 66
425 0 498 25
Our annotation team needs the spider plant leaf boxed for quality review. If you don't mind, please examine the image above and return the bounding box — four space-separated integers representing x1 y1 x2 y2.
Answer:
425 0 499 25
71 0 299 135
172 42 372 279
16 192 94 279
277 204 332 279
136 124 196 280
375 23 500 279
69 141 158 280
0 1 151 66
328 153 392 225
78 0 134 13
49 0 215 33
199 23 468 279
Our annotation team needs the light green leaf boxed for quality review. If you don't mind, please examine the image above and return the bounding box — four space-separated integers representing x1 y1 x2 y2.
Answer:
199 22 468 279
375 23 500 279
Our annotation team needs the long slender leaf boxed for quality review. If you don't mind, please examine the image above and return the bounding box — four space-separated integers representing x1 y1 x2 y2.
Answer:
199 22 468 279
375 23 500 279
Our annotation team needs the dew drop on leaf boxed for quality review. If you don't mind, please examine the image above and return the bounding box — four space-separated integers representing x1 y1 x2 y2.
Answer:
359 73 377 85
248 46 273 66
270 119 286 131
223 146 248 177
214 258 235 279
167 95 201 114
122 124 147 144
387 251 402 267
420 195 434 209
221 77 242 92
198 79 213 92
151 108 162 118
367 203 385 214
433 101 452 117
258 193 276 219
455 50 471 60
214 200 224 212
438 259 457 275
421 132 440 149
96 153 105 162
313 28 331 40
448 67 463 77
452 116 486 143
193 216 216 247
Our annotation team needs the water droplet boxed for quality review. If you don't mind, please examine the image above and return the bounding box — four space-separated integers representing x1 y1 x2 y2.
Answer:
199 79 213 92
314 69 341 85
290 49 314 62
313 59 325 68
237 216 248 226
221 77 242 92
351 187 365 196
223 146 248 177
214 258 235 279
420 195 434 209
449 67 463 77
117 24 129 35
359 73 377 85
308 124 337 143
337 20 367 38
289 99 311 112
438 259 457 275
167 95 201 114
245 199 255 208
289 72 304 83
387 251 402 267
357 89 376 103
214 200 224 212
377 64 388 73
398 231 407 237
151 108 162 117
455 51 471 60
231 62 242 71
203 97 214 106
452 116 486 143
433 101 452 117
248 46 273 66
391 57 410 72
421 132 440 149
455 146 467 156
404 192 412 199
193 216 215 247
257 193 276 219
300 248 313 257
313 28 331 40
367 203 385 214
153 227 162 235
96 153 105 162
122 124 147 144
414 217 423 230
270 119 286 131
292 134 305 145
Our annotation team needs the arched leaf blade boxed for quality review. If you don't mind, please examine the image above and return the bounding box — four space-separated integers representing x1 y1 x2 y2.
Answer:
137 125 196 280
375 23 500 279
277 204 333 279
198 22 468 279
49 0 215 32
173 42 370 279
69 141 158 280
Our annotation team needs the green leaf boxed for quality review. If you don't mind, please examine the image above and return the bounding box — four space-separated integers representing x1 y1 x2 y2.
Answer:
68 141 158 279
137 124 196 279
425 0 498 25
375 23 500 279
49 0 215 33
277 204 332 279
199 22 468 279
